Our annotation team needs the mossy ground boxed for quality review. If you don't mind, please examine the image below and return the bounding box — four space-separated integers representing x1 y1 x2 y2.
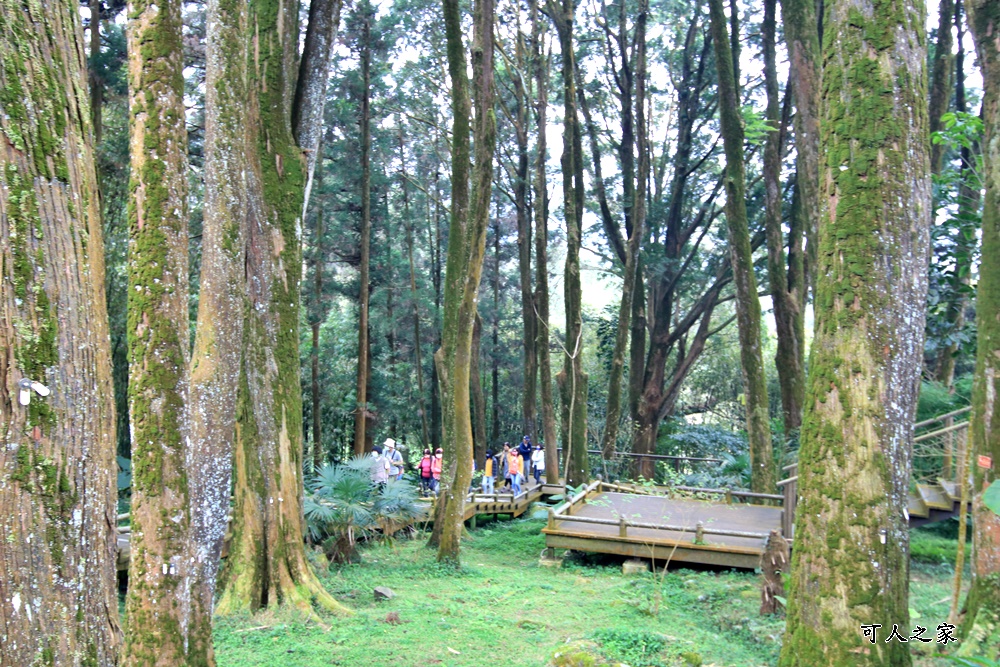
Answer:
210 517 968 666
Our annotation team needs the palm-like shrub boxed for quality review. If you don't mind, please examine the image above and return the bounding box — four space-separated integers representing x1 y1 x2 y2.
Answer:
304 456 425 563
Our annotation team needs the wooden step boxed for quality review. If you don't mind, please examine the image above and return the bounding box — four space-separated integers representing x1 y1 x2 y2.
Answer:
908 493 930 519
937 479 960 502
917 484 954 511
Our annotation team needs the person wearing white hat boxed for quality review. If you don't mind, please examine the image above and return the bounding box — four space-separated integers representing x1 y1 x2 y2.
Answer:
384 438 404 480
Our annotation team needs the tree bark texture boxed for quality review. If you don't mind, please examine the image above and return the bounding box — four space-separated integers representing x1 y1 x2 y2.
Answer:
960 1 1000 655
550 0 589 488
122 0 195 663
433 0 496 563
531 5 559 483
217 0 349 617
779 0 930 663
0 1 121 664
763 0 806 436
471 311 488 459
708 0 774 495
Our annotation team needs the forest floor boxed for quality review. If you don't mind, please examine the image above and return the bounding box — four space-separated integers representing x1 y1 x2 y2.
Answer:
212 513 968 667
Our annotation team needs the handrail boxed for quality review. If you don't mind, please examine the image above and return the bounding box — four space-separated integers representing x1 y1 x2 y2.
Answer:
557 448 723 464
548 512 770 540
914 406 971 429
913 420 969 442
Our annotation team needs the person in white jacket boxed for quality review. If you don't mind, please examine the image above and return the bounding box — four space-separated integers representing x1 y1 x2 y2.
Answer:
530 444 545 484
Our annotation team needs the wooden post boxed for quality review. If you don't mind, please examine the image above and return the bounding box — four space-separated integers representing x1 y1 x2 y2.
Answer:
694 522 705 544
619 517 627 538
725 489 733 504
547 508 556 530
760 529 789 614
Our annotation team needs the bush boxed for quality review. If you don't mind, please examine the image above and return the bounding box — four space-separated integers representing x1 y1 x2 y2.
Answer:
591 627 668 667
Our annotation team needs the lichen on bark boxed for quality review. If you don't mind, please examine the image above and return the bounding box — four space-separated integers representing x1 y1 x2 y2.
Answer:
779 0 930 665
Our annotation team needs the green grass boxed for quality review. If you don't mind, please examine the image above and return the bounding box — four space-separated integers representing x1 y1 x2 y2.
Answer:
212 514 966 666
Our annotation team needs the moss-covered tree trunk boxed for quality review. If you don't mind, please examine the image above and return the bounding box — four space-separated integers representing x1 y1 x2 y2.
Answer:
216 0 349 617
433 0 496 564
353 13 373 458
471 311 488 457
763 0 805 438
0 1 121 663
122 0 193 663
532 2 559 483
960 1 1000 655
708 0 774 495
779 0 929 663
549 0 589 488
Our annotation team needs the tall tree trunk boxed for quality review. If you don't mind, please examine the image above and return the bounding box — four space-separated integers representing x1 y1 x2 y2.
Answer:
401 134 432 448
471 312 488 461
185 0 253 658
601 0 648 459
0 3 120 663
492 213 502 446
89 0 103 145
532 6 559 483
779 0 929 662
960 1 1000 654
292 0 342 216
550 0 589 487
430 158 444 448
216 0 349 618
763 0 805 436
515 45 538 444
122 0 194 663
708 0 774 494
434 0 497 563
313 212 324 471
936 12 978 389
353 15 373 457
928 0 956 175
780 0 821 301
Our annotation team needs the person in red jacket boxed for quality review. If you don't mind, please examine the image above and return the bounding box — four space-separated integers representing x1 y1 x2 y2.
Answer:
430 448 443 495
417 449 433 496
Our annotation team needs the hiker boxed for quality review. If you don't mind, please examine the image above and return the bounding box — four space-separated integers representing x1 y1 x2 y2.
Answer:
531 443 545 484
384 438 404 480
500 442 512 490
482 449 496 494
518 436 533 479
418 448 434 496
507 445 523 495
371 445 389 487
430 448 443 494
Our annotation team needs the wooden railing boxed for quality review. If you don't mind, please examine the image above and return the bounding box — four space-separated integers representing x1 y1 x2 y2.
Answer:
546 480 773 544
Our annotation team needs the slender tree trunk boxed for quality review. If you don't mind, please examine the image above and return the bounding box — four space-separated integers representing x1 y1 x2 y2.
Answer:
780 0 821 300
430 159 444 449
515 48 538 444
763 0 805 436
492 214 502 446
89 0 103 145
960 1 1000 654
216 0 350 618
471 312 488 461
532 6 559 482
0 3 120 663
550 0 589 487
779 0 929 662
628 262 646 425
929 0 956 175
123 0 193 663
401 134 432 448
313 213 324 471
601 0 648 459
434 0 496 563
354 16 373 457
708 0 774 494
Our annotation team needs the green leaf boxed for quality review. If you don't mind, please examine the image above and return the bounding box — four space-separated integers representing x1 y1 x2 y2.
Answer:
983 480 1000 516
774 595 787 607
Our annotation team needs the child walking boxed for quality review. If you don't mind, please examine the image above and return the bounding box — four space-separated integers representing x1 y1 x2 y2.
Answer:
482 449 495 494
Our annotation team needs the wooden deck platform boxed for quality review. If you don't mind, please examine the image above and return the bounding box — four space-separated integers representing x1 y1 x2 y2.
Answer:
541 482 781 569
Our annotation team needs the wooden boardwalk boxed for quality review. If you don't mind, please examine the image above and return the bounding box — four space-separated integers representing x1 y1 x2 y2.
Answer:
541 482 782 569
